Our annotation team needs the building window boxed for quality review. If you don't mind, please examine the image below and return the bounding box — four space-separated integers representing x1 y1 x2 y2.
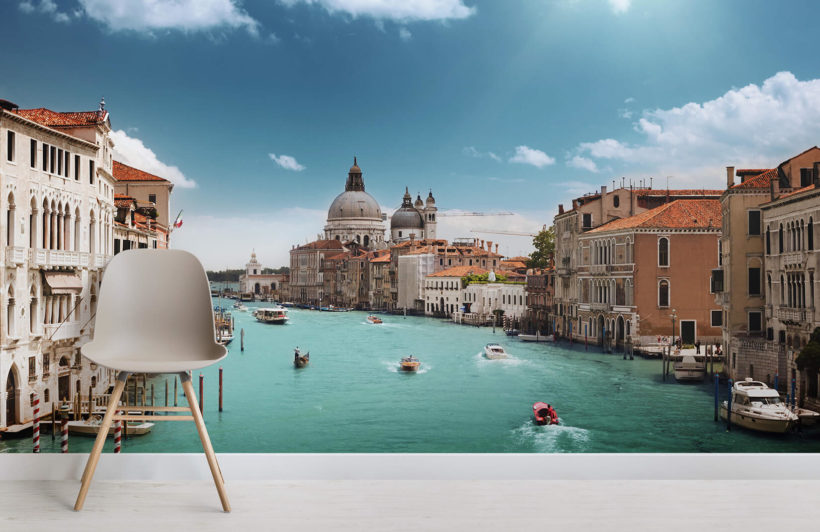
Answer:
75 155 80 181
748 267 761 296
809 217 814 250
748 210 761 236
658 237 669 267
800 168 814 187
748 311 762 333
658 279 669 308
613 195 620 208
765 227 771 255
718 239 723 266
711 310 723 327
6 131 15 161
42 143 48 171
30 139 37 167
89 160 95 184
50 146 55 173
779 224 784 253
148 194 157 204
582 213 592 229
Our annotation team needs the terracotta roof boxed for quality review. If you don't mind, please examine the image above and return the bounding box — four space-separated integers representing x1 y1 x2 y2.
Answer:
504 271 526 280
428 266 489 278
113 160 170 183
325 252 349 261
768 183 817 202
505 256 530 262
588 199 722 232
16 107 107 128
114 196 134 209
636 189 723 197
499 261 527 270
731 168 777 190
294 239 347 251
736 169 769 176
370 253 391 263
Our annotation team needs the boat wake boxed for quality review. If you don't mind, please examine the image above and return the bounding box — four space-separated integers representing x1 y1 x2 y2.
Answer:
511 421 590 453
474 352 531 367
383 361 430 374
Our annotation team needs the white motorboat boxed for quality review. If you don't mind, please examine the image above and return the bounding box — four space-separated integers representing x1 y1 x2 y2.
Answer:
519 332 554 343
720 378 798 433
483 343 509 359
67 417 154 437
673 354 706 382
254 306 289 324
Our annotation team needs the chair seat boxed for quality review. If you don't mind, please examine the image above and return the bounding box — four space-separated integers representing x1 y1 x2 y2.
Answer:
81 343 227 373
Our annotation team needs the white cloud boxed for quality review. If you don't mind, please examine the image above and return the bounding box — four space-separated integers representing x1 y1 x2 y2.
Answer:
567 155 599 173
269 153 306 171
573 71 820 186
608 0 631 14
279 0 476 22
624 97 635 104
75 0 260 35
19 0 71 23
170 208 327 269
398 27 412 41
110 130 197 188
509 145 555 168
618 108 633 119
463 146 501 162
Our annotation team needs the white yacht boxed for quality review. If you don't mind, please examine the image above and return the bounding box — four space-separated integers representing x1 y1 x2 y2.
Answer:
483 343 509 360
254 306 289 324
720 378 798 433
673 354 706 382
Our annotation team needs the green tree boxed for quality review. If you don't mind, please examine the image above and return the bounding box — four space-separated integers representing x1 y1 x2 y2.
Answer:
527 225 555 269
796 327 820 373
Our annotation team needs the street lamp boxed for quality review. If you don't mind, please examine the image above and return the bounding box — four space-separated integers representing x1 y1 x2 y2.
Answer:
670 309 677 347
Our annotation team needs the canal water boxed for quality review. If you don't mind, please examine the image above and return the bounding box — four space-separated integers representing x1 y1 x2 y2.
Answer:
4 303 820 453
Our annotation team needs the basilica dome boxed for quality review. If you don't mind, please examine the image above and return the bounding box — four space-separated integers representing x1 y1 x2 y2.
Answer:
326 157 383 221
391 188 424 230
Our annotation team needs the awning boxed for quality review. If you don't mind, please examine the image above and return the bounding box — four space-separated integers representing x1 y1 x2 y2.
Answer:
43 271 83 295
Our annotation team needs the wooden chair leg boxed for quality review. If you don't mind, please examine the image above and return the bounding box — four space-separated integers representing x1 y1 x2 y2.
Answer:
181 374 231 512
74 372 128 511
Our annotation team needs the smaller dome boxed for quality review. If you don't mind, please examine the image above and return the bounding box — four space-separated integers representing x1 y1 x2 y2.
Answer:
414 194 423 208
391 208 424 230
426 190 436 205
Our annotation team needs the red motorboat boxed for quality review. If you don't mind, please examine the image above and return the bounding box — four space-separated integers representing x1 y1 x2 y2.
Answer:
532 402 559 426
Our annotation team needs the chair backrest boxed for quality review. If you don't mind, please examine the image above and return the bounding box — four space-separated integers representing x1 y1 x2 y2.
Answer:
91 249 220 364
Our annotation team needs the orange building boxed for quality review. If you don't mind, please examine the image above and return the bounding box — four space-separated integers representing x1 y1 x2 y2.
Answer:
577 199 723 350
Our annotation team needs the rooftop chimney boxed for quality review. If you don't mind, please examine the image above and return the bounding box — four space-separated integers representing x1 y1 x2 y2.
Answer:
558 204 564 215
487 240 493 252
480 239 485 249
726 166 735 189
495 243 499 254
770 178 780 201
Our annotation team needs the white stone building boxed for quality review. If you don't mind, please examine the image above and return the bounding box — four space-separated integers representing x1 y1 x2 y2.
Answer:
1 98 116 429
397 252 436 311
463 280 527 321
239 250 286 297
324 158 387 248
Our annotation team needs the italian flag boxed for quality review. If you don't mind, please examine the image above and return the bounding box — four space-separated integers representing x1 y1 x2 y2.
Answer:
173 210 183 229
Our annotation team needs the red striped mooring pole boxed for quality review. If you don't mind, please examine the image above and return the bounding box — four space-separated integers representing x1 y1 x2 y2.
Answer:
114 413 122 453
61 415 68 453
32 393 40 453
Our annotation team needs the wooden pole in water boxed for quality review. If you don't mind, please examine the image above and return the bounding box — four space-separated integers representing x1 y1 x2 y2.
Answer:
199 373 204 414
165 379 169 407
241 328 245 352
219 366 223 413
726 378 733 431
88 385 93 417
714 373 719 421
174 376 178 407
51 402 56 440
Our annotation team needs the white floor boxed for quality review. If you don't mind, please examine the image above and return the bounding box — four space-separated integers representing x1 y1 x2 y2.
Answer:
2 480 819 531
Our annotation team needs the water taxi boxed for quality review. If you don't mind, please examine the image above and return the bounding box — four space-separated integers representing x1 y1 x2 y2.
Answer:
255 307 289 324
673 354 706 382
367 315 383 324
532 402 558 426
399 355 420 372
505 329 519 337
720 378 799 433
67 417 154 437
294 348 310 368
281 302 294 307
519 332 554 342
483 343 509 359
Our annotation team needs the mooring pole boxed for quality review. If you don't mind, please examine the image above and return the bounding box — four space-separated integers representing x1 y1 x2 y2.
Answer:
714 373 719 421
726 378 733 431
219 366 224 413
241 328 245 352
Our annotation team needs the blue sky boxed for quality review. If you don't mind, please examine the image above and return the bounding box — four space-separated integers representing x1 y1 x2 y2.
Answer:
4 0 820 268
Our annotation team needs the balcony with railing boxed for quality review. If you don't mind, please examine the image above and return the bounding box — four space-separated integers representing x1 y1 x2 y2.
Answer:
29 248 83 268
4 246 26 266
776 306 808 323
43 322 82 342
590 302 611 312
590 264 611 275
782 251 806 269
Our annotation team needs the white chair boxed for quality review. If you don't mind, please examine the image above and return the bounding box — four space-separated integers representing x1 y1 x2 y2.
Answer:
74 249 229 512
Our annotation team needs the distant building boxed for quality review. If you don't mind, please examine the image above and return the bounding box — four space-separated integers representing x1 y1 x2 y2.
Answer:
390 187 437 242
239 251 287 299
113 193 166 253
324 158 387 248
289 239 347 305
112 160 173 231
524 266 554 334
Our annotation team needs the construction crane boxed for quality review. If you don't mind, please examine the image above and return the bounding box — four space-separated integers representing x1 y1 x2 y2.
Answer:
438 211 515 217
470 229 537 237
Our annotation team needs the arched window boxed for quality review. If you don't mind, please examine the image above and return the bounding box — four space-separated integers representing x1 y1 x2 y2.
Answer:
809 217 814 251
765 226 771 255
29 286 37 335
6 192 15 247
658 280 669 308
613 195 620 208
779 224 784 253
658 237 669 267
780 275 785 304
7 285 15 337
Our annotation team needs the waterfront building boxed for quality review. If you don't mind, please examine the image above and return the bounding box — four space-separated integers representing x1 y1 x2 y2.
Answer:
368 251 391 310
715 147 820 386
323 158 387 248
760 180 820 406
389 187 437 242
112 193 165 253
551 185 723 344
239 250 288 299
523 266 554 334
577 199 722 350
0 98 116 429
112 160 173 233
398 250 437 312
462 277 526 323
289 239 347 305
424 265 485 317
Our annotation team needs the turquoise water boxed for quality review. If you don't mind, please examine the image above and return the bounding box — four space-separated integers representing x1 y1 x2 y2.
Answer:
4 303 820 453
